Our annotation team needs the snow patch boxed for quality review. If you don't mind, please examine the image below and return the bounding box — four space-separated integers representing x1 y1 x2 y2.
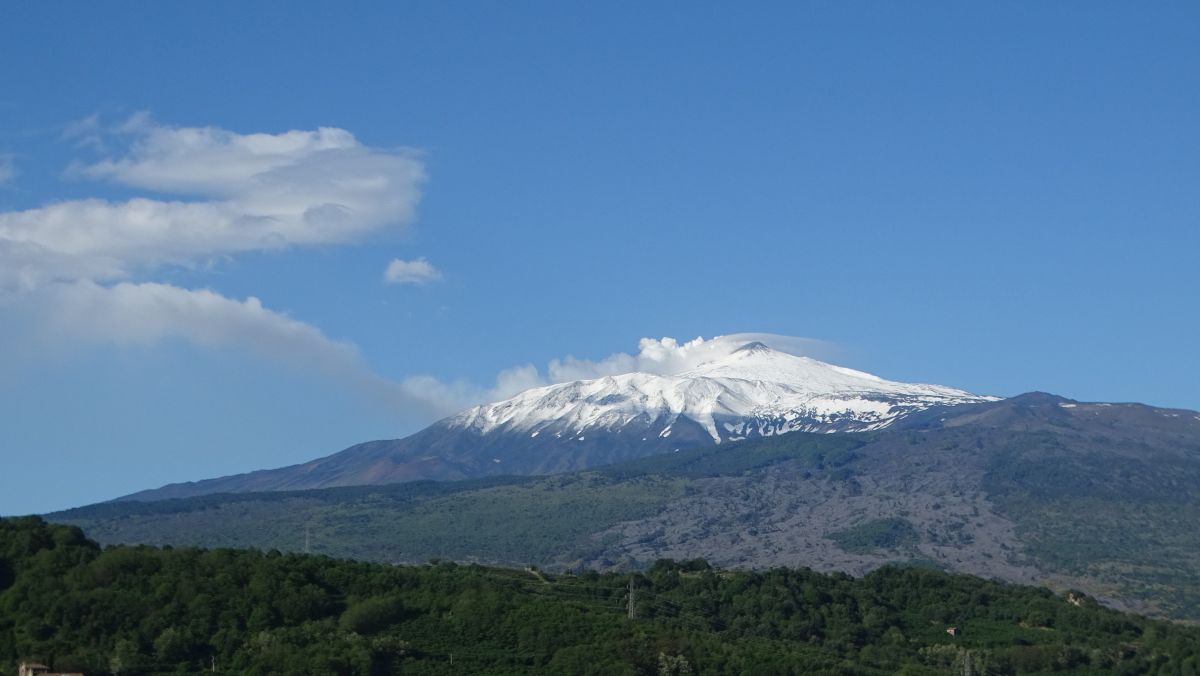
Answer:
446 341 996 443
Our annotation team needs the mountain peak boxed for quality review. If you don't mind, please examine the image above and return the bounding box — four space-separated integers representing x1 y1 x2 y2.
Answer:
450 347 996 444
732 340 772 354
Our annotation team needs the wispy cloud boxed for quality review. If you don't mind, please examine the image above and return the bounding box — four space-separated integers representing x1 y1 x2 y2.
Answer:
32 279 491 421
46 280 363 367
0 154 16 186
1 114 425 291
384 257 442 284
0 115 440 415
61 113 106 150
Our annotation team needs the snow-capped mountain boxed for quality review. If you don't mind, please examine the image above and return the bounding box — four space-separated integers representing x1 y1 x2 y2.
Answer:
448 342 991 444
120 341 996 501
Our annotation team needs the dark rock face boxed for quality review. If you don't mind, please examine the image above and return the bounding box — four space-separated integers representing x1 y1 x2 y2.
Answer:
117 413 718 501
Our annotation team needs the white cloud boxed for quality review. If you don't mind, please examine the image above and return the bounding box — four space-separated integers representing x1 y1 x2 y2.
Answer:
0 154 16 185
37 280 475 421
0 116 424 290
546 333 837 382
393 365 545 421
384 257 442 284
0 116 446 418
46 280 361 362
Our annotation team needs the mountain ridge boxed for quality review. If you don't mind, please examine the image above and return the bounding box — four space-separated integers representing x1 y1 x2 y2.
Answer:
118 343 994 501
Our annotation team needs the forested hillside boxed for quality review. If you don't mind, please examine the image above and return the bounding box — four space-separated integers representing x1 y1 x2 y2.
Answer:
3 517 1200 675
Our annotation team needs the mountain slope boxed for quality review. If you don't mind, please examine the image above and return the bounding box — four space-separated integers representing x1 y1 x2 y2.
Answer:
120 342 992 501
56 393 1200 620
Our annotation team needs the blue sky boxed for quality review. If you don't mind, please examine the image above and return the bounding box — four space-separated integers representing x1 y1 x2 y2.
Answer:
1 2 1197 514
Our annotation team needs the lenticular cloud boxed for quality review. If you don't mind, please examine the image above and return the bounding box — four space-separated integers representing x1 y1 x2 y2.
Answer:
546 333 837 383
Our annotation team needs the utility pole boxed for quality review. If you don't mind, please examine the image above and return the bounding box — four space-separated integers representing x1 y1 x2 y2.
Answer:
627 577 637 619
304 525 311 554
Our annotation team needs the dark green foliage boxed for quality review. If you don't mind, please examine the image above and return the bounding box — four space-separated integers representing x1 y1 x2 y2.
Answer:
339 596 412 634
2 517 1199 675
829 518 920 554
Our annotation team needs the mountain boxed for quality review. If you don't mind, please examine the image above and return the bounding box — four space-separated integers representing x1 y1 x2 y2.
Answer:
56 393 1200 620
119 342 993 501
451 342 990 441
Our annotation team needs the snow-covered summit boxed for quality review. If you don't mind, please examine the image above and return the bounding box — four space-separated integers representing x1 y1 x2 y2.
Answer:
448 342 995 443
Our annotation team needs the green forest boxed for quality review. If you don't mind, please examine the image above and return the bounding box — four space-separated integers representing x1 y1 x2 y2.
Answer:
3 517 1200 675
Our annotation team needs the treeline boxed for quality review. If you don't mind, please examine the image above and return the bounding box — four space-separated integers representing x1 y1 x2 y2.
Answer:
2 517 1199 675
